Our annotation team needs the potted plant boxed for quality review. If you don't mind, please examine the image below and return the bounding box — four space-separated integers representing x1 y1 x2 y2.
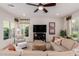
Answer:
60 30 67 38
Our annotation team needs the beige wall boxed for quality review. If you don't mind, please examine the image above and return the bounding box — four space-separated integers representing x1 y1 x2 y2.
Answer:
0 8 64 48
0 8 14 49
29 17 64 42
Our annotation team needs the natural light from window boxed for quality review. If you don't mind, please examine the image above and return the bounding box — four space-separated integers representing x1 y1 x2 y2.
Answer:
71 19 79 41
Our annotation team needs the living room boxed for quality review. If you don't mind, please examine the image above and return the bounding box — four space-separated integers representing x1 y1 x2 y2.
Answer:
0 3 79 56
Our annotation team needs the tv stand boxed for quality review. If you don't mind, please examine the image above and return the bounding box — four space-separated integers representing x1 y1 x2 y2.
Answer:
33 32 46 42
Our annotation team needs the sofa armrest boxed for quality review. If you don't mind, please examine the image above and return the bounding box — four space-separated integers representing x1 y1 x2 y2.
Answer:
21 50 47 56
46 51 75 56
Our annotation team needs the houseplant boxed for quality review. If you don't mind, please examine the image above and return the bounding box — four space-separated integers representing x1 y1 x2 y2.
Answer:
60 30 67 38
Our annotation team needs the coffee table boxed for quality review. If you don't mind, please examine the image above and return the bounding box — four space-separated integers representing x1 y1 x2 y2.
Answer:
32 40 47 51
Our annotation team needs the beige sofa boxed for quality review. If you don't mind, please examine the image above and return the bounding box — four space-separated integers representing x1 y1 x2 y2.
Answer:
0 48 76 56
50 38 76 51
0 38 78 56
20 50 75 56
45 51 75 56
49 37 78 56
21 50 47 56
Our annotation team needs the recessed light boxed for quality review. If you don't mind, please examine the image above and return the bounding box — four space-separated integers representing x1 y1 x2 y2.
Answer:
8 4 15 7
56 13 60 16
22 13 26 17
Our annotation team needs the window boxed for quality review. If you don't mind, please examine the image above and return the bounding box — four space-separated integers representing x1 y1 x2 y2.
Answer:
20 23 29 37
3 20 15 40
3 20 10 40
3 19 30 40
19 19 30 37
71 19 79 40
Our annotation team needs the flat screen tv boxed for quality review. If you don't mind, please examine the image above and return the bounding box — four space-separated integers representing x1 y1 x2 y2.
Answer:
33 25 46 32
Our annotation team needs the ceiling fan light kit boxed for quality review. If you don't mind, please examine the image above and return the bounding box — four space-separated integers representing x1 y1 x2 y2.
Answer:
26 3 56 13
38 6 43 10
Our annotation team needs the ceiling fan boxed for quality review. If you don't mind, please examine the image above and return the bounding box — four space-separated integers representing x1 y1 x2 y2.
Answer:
26 3 56 13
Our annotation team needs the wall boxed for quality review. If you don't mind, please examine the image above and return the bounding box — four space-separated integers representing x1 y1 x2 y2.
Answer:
0 8 64 48
28 17 64 42
72 11 79 18
0 8 14 49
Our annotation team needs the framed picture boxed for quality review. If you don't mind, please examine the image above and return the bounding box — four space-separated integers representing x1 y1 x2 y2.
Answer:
49 22 55 34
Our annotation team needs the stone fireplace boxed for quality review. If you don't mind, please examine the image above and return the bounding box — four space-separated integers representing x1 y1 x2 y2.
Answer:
33 32 46 42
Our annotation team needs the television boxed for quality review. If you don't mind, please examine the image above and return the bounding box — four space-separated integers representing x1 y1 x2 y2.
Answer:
33 25 46 32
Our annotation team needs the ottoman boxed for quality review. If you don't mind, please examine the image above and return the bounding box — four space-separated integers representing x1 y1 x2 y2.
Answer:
32 40 46 51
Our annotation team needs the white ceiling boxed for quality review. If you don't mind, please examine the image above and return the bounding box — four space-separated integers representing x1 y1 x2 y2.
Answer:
0 3 79 18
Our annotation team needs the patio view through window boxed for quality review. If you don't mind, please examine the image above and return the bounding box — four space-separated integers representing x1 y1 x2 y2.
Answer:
3 20 10 40
71 18 79 41
3 20 29 40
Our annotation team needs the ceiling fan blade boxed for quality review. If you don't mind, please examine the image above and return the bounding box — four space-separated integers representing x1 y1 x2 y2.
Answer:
43 8 48 13
39 3 43 6
26 3 38 6
34 8 39 13
43 3 56 7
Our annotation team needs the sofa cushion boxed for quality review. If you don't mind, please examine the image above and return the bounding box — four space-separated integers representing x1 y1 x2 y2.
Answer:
21 50 47 56
61 39 75 50
50 42 67 52
46 51 75 56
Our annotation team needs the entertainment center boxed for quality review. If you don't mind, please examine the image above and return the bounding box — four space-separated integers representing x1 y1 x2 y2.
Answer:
33 25 47 42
